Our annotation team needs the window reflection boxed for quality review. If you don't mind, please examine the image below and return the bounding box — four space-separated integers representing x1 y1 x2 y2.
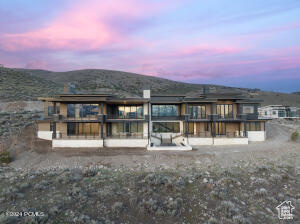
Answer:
188 104 206 119
151 105 179 117
108 105 144 118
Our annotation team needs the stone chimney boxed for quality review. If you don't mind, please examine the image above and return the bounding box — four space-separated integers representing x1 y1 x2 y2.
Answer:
143 90 151 98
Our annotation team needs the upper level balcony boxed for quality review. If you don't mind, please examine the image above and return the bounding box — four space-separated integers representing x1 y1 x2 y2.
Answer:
187 114 210 120
106 114 148 121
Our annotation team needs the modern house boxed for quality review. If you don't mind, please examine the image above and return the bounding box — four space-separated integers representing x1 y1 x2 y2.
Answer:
37 88 267 149
258 105 299 119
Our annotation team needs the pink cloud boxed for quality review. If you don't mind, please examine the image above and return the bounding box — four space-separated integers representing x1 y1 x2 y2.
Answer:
167 45 241 58
0 0 169 51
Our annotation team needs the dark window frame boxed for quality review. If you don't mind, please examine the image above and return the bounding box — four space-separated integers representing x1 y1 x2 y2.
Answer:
216 104 233 118
188 104 206 119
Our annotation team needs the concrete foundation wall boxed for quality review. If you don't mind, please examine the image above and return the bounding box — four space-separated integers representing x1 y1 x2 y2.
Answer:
37 131 53 140
53 139 103 148
247 131 266 141
188 137 213 145
214 138 248 145
104 139 148 148
37 131 60 140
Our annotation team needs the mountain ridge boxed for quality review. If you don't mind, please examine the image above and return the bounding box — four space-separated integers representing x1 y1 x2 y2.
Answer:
1 67 299 107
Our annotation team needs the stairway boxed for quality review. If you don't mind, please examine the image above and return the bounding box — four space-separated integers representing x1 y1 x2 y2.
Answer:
148 134 192 151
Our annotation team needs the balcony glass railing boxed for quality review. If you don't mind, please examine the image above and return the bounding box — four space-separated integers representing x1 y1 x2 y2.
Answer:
217 113 234 119
188 114 209 119
106 114 144 119
106 132 146 139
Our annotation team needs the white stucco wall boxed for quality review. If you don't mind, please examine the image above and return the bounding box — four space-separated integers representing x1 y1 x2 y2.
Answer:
188 137 213 146
38 131 60 140
143 123 148 138
52 139 103 148
214 138 248 145
247 131 266 141
104 139 148 147
38 131 53 140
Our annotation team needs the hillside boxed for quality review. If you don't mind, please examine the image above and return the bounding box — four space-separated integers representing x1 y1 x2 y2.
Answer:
16 68 231 96
2 67 300 107
0 67 63 102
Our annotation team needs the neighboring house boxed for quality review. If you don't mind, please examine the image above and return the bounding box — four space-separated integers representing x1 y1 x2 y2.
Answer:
258 105 298 119
37 89 267 148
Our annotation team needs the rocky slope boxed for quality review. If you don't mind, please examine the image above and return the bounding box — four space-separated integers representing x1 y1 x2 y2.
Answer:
0 156 299 224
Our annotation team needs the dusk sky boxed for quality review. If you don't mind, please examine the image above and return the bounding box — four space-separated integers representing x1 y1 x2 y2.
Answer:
0 0 300 92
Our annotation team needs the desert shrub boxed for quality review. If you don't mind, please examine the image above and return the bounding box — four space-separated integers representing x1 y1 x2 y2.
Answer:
291 131 299 141
0 150 12 164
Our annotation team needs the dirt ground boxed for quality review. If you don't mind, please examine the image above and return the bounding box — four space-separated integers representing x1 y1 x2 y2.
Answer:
7 120 300 171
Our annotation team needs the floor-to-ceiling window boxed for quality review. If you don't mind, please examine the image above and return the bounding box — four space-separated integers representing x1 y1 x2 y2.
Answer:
79 104 99 117
216 104 233 118
107 122 143 137
67 104 75 118
152 105 179 117
107 105 143 118
188 104 206 119
67 123 100 136
67 104 99 118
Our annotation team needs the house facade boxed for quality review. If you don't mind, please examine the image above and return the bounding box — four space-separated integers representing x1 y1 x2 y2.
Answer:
37 90 267 148
258 105 299 119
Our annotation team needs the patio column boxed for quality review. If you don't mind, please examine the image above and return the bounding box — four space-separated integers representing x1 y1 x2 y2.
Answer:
244 121 247 137
185 103 188 137
52 122 56 139
148 102 151 144
52 102 57 139
211 102 216 137
212 121 216 137
100 102 104 138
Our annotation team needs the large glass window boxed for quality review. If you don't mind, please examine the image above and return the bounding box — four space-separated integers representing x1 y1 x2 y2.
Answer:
67 123 99 136
68 104 99 118
67 104 75 118
79 104 99 117
188 104 206 118
114 122 143 134
216 104 233 118
108 105 143 118
151 105 179 117
246 122 261 131
278 110 285 117
216 122 226 135
152 122 180 133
